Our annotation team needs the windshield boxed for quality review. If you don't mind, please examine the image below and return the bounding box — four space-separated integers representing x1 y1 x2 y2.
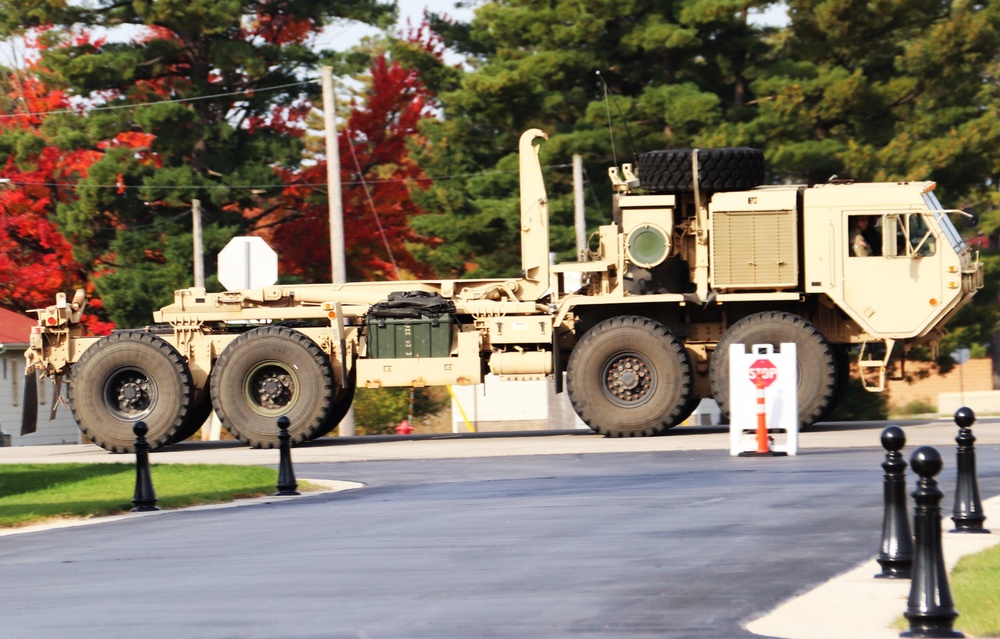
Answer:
923 191 966 253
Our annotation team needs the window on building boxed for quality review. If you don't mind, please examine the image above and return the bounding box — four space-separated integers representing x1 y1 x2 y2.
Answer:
12 358 18 407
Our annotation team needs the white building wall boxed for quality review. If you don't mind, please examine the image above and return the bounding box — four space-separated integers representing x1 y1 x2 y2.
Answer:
937 390 1000 417
0 350 81 447
451 374 588 433
450 375 726 433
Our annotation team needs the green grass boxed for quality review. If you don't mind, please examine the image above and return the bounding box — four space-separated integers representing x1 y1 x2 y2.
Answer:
892 542 1000 636
0 463 283 528
951 542 1000 637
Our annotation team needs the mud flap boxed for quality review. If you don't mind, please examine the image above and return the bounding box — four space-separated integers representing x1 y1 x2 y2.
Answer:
553 329 563 394
21 369 38 435
49 376 63 421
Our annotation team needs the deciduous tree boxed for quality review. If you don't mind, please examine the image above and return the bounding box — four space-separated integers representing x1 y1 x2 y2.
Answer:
261 48 439 282
0 0 395 326
0 62 112 333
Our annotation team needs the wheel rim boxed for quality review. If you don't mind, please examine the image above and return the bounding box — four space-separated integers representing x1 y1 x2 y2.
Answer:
601 351 657 408
102 366 158 421
243 361 298 416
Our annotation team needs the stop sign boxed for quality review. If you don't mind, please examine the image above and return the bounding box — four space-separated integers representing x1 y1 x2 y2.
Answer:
749 359 778 388
218 236 278 291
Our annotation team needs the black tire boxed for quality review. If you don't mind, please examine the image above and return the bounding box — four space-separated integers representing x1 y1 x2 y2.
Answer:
69 331 194 453
637 147 765 193
567 316 692 437
654 394 701 435
815 345 851 426
211 326 337 448
168 390 214 444
676 394 702 425
308 372 356 441
709 312 836 430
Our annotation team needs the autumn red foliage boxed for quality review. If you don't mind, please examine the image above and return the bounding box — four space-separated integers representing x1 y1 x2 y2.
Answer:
0 71 114 334
261 53 437 282
3 16 440 332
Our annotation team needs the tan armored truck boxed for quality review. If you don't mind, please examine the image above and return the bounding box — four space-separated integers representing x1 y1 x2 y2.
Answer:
21 129 984 452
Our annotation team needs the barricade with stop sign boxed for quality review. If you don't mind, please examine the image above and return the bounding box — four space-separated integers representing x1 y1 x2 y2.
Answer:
728 343 799 456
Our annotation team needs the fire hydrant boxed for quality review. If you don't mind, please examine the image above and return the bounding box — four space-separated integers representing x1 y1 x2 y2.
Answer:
395 420 413 435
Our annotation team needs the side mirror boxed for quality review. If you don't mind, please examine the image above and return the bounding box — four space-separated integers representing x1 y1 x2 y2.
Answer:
962 207 979 228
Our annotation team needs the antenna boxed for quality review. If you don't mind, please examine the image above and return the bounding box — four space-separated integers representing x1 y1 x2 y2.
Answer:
596 71 639 166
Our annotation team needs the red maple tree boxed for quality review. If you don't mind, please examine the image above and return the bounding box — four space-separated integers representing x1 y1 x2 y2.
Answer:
258 40 440 282
3 18 443 329
0 66 114 334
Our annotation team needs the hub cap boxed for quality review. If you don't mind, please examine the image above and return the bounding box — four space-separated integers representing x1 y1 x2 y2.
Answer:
103 367 157 420
602 352 656 408
244 362 297 415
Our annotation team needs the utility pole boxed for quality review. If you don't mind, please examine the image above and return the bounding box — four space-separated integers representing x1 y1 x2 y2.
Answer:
573 154 585 257
192 199 205 288
323 66 347 286
322 65 354 436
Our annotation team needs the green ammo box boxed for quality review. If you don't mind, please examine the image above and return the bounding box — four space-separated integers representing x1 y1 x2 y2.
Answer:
366 314 454 359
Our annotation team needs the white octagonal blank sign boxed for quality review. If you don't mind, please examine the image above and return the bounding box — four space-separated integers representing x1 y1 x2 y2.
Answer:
218 236 278 291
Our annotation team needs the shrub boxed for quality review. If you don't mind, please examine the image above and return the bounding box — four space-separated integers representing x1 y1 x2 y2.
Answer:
352 387 449 435
897 399 937 416
826 378 889 421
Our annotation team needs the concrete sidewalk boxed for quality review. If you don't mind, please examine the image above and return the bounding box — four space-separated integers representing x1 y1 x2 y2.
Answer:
3 416 1000 465
747 496 1000 639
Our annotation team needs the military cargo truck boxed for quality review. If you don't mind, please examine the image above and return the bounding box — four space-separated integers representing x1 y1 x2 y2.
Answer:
21 129 984 451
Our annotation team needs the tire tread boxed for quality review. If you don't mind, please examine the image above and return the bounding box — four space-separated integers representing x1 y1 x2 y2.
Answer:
637 147 766 193
709 311 836 430
567 315 692 437
210 326 336 448
69 331 193 453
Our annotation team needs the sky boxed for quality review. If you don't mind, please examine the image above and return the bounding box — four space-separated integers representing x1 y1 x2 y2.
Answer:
324 1 787 48
317 1 474 57
1 2 788 69
0 3 475 68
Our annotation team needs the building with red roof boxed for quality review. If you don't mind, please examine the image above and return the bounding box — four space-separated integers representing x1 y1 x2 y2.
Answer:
0 307 81 446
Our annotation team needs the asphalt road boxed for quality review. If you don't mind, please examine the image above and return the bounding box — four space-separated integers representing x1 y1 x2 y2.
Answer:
3 438 999 639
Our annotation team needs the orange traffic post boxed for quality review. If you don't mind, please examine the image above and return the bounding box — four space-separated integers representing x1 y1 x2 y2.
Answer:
754 378 770 454
740 377 785 457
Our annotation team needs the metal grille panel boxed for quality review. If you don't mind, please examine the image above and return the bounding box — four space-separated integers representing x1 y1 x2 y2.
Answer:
711 210 798 289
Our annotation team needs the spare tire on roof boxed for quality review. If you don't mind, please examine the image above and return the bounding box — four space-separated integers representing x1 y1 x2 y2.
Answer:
636 147 765 193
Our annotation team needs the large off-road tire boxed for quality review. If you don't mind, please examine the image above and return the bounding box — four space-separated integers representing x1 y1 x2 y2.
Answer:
636 147 765 193
210 326 336 448
308 372 356 441
168 390 214 444
654 394 701 435
69 331 195 453
709 312 836 430
567 316 692 437
817 345 851 424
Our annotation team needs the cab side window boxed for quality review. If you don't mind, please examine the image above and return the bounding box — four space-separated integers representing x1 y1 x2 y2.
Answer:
848 215 880 257
906 213 936 256
885 213 936 257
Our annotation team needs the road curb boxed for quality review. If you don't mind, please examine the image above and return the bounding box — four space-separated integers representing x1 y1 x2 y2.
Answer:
0 478 363 538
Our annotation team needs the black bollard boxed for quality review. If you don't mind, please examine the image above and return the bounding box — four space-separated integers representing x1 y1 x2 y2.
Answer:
950 407 990 534
876 426 912 579
901 446 963 638
131 421 160 512
274 416 300 496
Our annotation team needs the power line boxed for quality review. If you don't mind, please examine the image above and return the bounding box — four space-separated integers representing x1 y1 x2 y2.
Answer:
0 79 319 120
88 210 192 232
0 164 574 191
346 127 399 278
1 162 589 234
